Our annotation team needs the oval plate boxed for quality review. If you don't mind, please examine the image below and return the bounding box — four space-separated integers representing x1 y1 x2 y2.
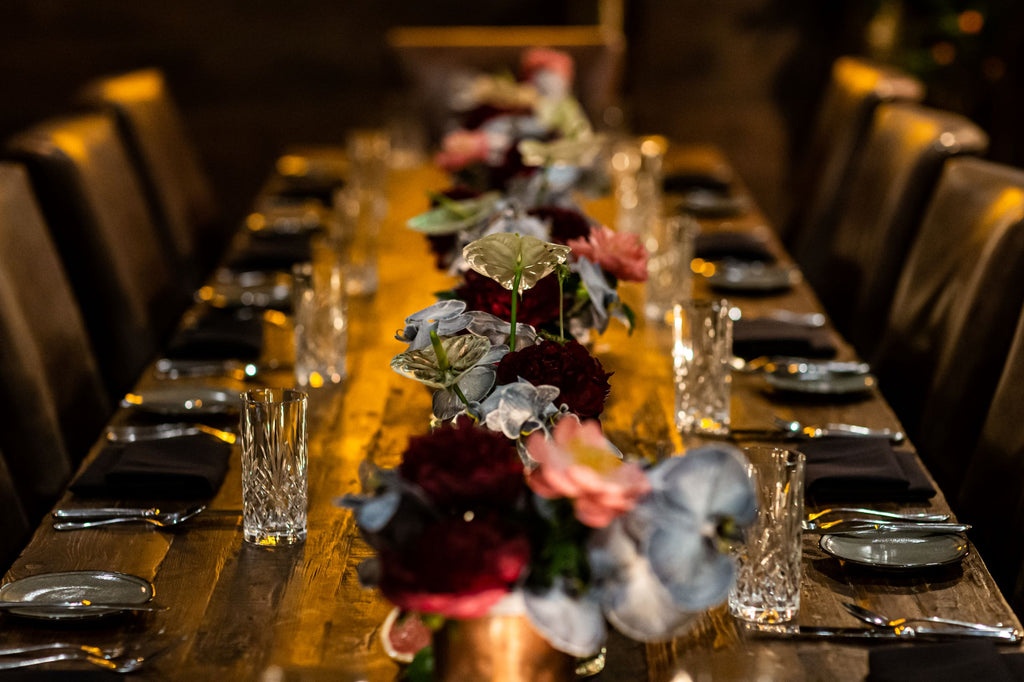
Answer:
819 530 969 570
765 372 877 396
707 263 800 294
122 386 240 415
0 570 154 620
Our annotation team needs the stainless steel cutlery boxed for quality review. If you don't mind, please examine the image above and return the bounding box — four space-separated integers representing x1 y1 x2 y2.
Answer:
841 602 1021 642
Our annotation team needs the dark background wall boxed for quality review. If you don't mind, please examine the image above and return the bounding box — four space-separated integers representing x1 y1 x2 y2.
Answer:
1 1 1019 228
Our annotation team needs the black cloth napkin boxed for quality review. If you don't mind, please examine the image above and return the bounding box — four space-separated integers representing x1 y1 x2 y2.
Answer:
798 436 936 502
695 231 776 263
732 318 837 359
164 309 264 360
70 435 232 499
269 174 345 205
227 232 312 272
663 171 732 194
868 641 1024 681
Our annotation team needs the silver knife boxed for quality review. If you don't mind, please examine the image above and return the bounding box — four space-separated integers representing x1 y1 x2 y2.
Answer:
0 601 168 612
794 625 1021 643
53 508 241 520
803 521 972 534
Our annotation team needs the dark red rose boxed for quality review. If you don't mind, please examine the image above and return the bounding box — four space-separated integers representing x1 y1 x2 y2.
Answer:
528 206 593 244
454 269 563 328
496 340 612 419
400 419 526 512
378 512 531 618
461 104 533 130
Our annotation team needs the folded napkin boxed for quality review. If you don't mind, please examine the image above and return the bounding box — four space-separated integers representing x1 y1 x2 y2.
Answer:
799 437 936 502
869 641 1024 681
732 318 837 359
695 231 776 263
227 232 312 272
663 171 732 194
70 435 232 499
164 309 264 360
270 174 345 205
0 672 123 681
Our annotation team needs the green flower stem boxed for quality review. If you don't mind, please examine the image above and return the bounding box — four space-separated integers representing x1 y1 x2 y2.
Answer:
557 265 568 341
509 264 523 352
451 383 470 407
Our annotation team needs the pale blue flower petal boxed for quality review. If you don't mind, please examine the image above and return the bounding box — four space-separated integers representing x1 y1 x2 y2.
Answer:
650 446 758 526
523 581 606 657
646 521 737 611
465 311 538 349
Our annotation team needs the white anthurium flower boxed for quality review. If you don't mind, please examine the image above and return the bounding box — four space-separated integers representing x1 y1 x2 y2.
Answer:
390 334 493 389
479 211 548 241
463 232 571 293
518 136 604 169
506 166 582 207
465 311 538 349
523 579 606 657
395 300 472 350
405 192 502 236
431 364 497 421
478 378 561 439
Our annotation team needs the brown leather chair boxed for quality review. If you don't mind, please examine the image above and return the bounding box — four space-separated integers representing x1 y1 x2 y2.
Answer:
6 112 181 401
786 56 924 250
871 158 1024 492
0 447 30 572
804 103 988 348
956 308 1024 612
79 68 221 278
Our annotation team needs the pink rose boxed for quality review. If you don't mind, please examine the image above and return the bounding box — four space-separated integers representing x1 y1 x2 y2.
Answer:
568 225 649 282
520 48 575 86
525 418 651 528
434 129 490 172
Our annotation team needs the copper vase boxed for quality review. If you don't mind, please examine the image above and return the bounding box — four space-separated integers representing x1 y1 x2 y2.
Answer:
433 614 577 682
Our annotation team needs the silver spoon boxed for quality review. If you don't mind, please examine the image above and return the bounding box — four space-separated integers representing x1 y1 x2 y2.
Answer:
0 651 149 673
842 602 1021 641
53 505 207 530
773 416 905 444
105 423 236 444
807 507 949 523
0 642 125 659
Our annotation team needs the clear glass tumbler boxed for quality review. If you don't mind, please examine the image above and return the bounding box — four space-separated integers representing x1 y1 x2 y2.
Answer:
240 388 308 546
645 214 699 323
292 242 348 388
672 299 733 435
728 446 806 624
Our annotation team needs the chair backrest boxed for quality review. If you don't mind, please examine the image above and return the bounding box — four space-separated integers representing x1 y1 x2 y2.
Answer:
786 56 924 249
5 112 181 400
872 158 1024 452
0 446 30 572
78 68 220 277
0 162 110 469
956 307 1024 611
804 102 988 346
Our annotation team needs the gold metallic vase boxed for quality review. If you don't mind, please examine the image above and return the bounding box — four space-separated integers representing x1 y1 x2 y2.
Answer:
433 614 576 682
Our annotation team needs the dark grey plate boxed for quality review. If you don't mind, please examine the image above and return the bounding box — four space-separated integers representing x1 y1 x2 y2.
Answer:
707 262 800 293
765 372 877 395
122 386 240 415
820 530 969 569
0 570 154 620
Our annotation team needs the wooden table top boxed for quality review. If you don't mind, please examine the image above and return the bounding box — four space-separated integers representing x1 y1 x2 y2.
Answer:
2 146 1019 681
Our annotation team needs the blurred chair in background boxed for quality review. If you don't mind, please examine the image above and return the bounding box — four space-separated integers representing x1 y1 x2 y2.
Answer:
6 112 181 401
871 158 1024 482
0 162 110 522
78 68 222 282
785 56 924 251
803 102 987 347
0 448 29 573
387 0 625 137
957 307 1024 615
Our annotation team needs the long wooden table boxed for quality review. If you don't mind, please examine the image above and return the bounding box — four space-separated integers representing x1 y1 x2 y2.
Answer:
1 147 1020 680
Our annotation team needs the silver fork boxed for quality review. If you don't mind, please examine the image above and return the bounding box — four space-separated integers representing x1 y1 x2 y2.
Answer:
0 651 148 673
773 416 905 444
53 505 207 530
0 642 125 659
106 422 236 444
807 507 949 523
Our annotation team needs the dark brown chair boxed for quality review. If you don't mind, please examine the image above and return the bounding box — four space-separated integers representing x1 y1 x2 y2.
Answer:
803 103 988 348
6 112 181 400
956 308 1024 613
0 447 30 572
785 56 924 250
78 68 221 278
871 158 1024 496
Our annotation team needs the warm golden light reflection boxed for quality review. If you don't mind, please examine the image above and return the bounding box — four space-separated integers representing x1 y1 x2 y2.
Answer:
958 10 984 34
932 41 956 66
245 213 266 231
640 135 668 157
981 188 1024 230
196 285 214 302
308 371 324 388
99 71 161 102
277 155 309 177
123 393 143 405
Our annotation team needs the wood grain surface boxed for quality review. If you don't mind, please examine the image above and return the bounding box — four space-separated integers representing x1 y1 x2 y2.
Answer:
1 151 1018 681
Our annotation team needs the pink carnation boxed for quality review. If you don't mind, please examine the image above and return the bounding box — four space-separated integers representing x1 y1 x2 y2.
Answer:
520 47 575 86
525 418 651 528
434 129 490 172
568 225 649 282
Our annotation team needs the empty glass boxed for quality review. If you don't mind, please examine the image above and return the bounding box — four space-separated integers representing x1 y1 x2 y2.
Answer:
645 214 699 323
672 299 733 435
331 186 382 297
729 446 806 624
240 388 308 546
292 240 347 388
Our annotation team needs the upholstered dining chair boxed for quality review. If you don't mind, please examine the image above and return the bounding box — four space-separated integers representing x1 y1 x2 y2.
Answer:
78 68 221 279
0 448 30 572
5 112 182 401
803 102 988 348
785 56 924 251
870 158 1024 495
956 308 1024 612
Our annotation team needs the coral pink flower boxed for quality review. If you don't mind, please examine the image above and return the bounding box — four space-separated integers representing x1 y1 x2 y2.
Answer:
568 225 649 282
526 419 651 528
434 129 490 172
520 47 575 86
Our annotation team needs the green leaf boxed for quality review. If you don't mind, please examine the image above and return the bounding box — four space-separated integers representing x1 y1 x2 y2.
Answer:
391 335 491 389
400 645 434 682
463 233 571 293
406 192 502 235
